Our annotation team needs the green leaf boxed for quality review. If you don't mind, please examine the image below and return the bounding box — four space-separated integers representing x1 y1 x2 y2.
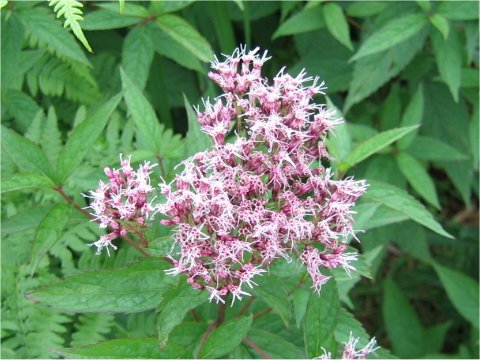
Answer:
430 13 449 39
1 173 54 193
26 258 177 313
363 181 453 239
0 1 8 9
97 2 149 17
303 279 339 358
396 152 440 209
121 68 162 153
323 3 353 51
155 14 213 63
433 263 479 329
1 126 56 180
293 286 310 328
340 125 418 171
199 315 252 359
425 322 451 354
397 84 424 149
49 0 93 52
122 26 154 89
30 204 71 275
432 29 462 102
346 2 387 18
1 13 25 88
247 328 306 359
157 283 208 348
407 136 468 162
56 93 122 182
251 274 291 326
437 1 479 20
383 278 426 358
184 94 211 157
273 6 325 39
351 13 427 61
2 89 41 132
55 338 190 359
41 106 63 168
17 7 90 65
119 0 124 14
82 9 140 30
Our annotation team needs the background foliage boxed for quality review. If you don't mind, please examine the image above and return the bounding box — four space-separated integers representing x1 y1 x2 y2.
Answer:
1 1 478 359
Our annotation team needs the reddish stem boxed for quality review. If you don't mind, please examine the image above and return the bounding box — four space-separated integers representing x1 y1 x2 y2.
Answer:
243 337 272 359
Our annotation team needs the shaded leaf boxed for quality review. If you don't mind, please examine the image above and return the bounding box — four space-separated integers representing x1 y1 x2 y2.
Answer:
273 6 325 39
437 1 479 20
184 94 211 157
397 84 424 149
252 274 291 326
122 26 155 89
324 3 353 51
406 135 468 162
247 328 306 359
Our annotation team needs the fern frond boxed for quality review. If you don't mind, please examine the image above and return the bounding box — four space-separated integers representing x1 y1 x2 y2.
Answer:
48 0 92 52
71 314 115 347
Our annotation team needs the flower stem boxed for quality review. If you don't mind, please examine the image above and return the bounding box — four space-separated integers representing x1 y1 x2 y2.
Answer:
243 337 271 359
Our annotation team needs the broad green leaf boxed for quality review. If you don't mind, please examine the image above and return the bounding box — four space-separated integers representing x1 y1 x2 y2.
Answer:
150 1 195 15
57 93 122 182
26 258 178 313
30 204 71 275
432 29 462 102
121 68 162 152
396 152 440 209
2 89 41 132
155 15 213 63
251 274 291 326
273 6 325 39
363 181 453 238
323 3 353 51
416 0 431 11
1 13 25 88
1 126 56 180
345 29 427 112
383 278 426 358
303 279 339 358
351 13 427 61
407 136 468 162
184 94 211 157
340 125 418 171
157 283 208 348
199 315 252 359
1 173 54 193
122 26 154 89
425 322 451 354
149 24 204 73
397 84 424 149
97 2 149 17
346 2 387 18
82 9 140 30
41 106 63 168
293 286 310 328
430 13 449 39
1 207 49 236
433 263 479 329
379 84 401 131
247 328 306 359
437 1 479 20
470 108 479 170
391 222 432 263
362 204 409 230
54 338 190 359
17 7 90 65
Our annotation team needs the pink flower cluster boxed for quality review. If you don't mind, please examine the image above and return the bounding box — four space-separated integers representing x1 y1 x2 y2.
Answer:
316 333 379 360
157 46 367 303
86 155 156 255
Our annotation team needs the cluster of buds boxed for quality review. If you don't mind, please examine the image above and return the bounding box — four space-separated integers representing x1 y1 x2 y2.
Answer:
157 46 367 303
316 333 379 360
86 155 156 255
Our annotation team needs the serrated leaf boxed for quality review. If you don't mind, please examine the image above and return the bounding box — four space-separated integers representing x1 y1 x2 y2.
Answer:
323 3 353 51
1 173 54 193
437 1 479 20
433 263 479 329
82 9 140 30
397 84 424 149
406 135 468 162
30 204 71 275
17 7 90 65
56 93 122 182
273 6 325 39
121 68 162 153
157 283 208 348
247 328 306 359
303 279 339 358
1 126 56 180
432 29 462 102
251 274 291 326
346 2 387 18
54 338 190 359
430 13 449 39
383 278 426 358
351 13 427 61
184 94 211 157
2 89 41 132
293 286 310 328
396 152 440 209
122 26 154 89
363 181 453 238
340 125 418 171
26 258 177 313
1 13 25 88
199 315 252 359
155 14 213 63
